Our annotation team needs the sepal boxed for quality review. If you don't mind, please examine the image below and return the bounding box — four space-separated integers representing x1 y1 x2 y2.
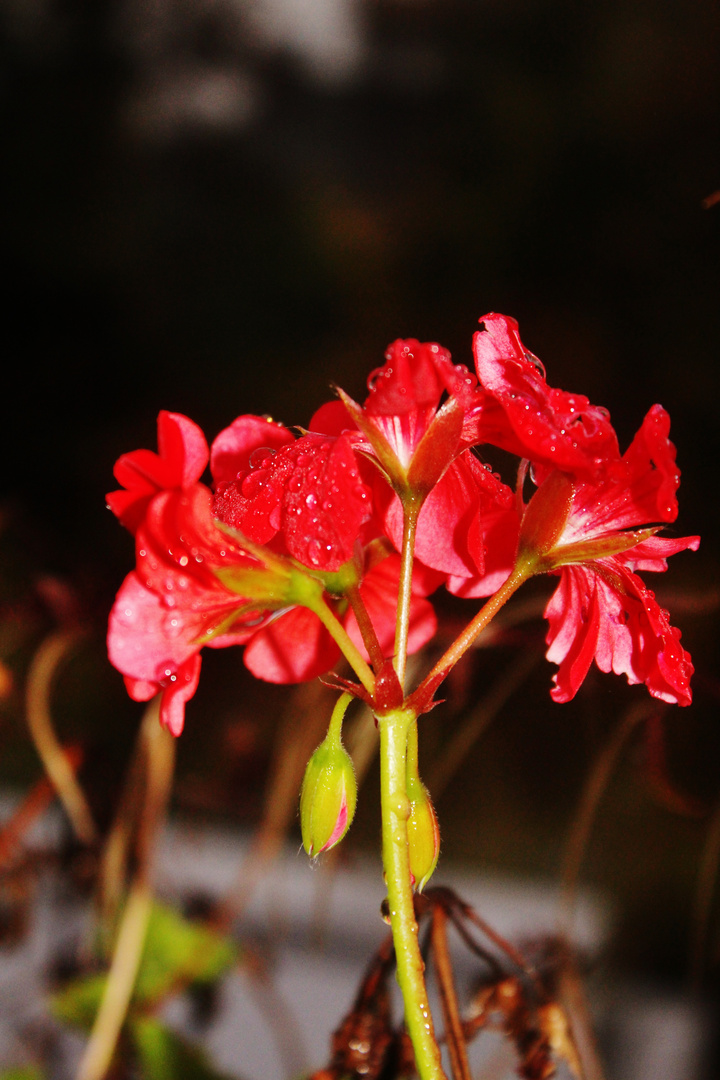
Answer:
405 774 440 892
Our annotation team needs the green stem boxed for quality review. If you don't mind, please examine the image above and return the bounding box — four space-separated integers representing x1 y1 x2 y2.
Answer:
310 595 376 698
394 499 421 690
405 713 419 779
409 563 531 713
378 708 447 1080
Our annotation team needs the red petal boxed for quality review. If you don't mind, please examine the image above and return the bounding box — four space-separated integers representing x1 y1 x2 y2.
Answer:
280 433 372 571
210 415 293 485
365 340 448 415
544 560 695 706
158 655 202 736
379 454 489 577
108 412 209 534
243 606 340 683
472 313 620 479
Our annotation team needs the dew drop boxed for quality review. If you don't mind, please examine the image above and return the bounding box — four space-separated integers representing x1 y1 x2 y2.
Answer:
249 446 276 469
307 538 323 565
524 350 546 378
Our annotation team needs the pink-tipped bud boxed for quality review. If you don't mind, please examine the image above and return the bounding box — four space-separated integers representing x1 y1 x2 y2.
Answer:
406 775 440 892
300 703 357 857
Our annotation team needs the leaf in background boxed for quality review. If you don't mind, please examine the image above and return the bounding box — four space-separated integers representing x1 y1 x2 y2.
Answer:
0 1069 45 1080
52 900 239 1029
132 1017 241 1080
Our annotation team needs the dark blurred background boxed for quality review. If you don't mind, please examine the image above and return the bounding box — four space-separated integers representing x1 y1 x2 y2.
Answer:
1 0 719 1020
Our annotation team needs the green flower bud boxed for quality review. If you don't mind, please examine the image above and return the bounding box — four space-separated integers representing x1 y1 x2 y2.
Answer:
406 774 440 893
300 694 357 857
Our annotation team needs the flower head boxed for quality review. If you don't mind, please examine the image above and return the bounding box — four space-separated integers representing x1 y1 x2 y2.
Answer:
515 404 699 705
315 339 513 581
107 408 440 732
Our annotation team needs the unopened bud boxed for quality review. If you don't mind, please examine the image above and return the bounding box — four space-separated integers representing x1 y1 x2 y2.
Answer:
516 470 575 571
300 695 357 857
406 774 440 892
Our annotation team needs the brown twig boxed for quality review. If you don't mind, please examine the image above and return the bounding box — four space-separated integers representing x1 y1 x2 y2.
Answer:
0 746 83 872
430 904 472 1080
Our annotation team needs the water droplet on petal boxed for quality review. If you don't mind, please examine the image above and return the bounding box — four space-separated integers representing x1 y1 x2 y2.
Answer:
524 350 546 378
249 446 276 469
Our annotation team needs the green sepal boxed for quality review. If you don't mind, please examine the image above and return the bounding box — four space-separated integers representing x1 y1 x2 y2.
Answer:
405 773 440 893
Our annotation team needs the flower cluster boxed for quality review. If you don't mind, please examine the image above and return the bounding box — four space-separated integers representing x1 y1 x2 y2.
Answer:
108 314 698 734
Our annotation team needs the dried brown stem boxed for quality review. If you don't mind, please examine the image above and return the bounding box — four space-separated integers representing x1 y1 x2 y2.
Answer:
431 904 472 1080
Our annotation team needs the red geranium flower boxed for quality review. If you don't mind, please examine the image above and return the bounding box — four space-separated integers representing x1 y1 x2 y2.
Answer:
109 484 269 735
515 404 699 705
107 410 441 732
313 339 514 580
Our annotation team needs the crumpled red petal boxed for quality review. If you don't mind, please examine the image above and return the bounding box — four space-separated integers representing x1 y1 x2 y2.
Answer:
472 313 620 480
545 558 696 707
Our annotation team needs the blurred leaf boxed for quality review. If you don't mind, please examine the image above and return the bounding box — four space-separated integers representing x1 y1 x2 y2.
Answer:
0 1070 45 1080
134 900 240 1001
52 900 239 1029
132 1017 239 1080
51 972 107 1030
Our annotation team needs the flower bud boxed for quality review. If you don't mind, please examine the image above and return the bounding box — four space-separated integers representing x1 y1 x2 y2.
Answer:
300 696 357 857
516 470 575 571
406 774 440 892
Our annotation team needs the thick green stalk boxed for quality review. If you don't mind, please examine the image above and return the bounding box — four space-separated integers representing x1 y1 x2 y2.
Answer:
378 708 447 1080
